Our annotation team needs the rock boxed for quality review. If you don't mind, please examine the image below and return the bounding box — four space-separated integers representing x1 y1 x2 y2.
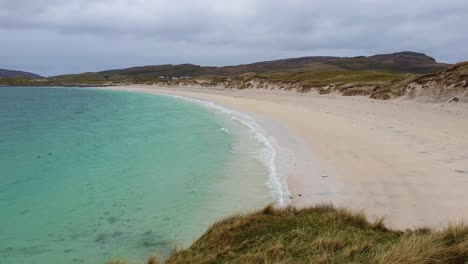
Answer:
449 97 459 102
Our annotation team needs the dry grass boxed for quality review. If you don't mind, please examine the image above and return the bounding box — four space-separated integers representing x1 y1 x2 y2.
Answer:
193 70 420 100
111 204 468 263
403 61 468 102
169 205 468 263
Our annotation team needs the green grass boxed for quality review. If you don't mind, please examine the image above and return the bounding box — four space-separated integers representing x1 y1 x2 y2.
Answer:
110 204 468 264
254 70 401 84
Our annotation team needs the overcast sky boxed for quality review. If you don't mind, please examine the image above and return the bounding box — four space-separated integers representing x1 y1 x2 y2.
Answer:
1 0 467 76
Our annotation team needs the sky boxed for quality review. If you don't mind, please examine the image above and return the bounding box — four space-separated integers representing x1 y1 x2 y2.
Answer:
1 0 468 76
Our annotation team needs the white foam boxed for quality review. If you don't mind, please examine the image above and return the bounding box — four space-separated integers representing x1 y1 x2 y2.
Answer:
155 92 291 206
219 127 230 134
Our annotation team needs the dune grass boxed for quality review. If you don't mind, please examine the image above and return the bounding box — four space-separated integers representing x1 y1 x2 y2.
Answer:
110 204 468 264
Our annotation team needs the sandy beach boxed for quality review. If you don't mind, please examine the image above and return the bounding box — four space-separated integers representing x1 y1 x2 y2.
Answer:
107 85 468 229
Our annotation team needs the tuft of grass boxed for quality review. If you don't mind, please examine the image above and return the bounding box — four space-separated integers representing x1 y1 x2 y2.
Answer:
146 256 159 264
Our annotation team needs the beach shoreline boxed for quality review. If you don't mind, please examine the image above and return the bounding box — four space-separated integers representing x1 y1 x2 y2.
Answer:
103 84 468 229
101 86 330 207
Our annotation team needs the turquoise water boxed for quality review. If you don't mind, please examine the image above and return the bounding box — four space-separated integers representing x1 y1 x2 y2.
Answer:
0 87 272 263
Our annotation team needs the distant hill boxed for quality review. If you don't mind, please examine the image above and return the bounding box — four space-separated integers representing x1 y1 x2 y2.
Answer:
327 52 448 74
54 51 449 81
0 69 42 79
220 51 448 75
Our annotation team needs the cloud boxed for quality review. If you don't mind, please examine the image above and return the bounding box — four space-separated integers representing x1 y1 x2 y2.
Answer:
0 0 467 75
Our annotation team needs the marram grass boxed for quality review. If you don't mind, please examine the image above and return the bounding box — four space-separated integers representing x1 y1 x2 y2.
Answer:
109 204 468 264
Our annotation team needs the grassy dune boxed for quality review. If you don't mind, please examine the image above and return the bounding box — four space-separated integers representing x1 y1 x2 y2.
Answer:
200 70 416 99
110 205 468 264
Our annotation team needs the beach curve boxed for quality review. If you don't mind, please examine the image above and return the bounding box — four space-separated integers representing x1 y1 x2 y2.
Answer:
103 84 468 229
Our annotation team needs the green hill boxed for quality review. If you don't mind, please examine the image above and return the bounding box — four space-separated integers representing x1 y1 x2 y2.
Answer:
52 51 448 82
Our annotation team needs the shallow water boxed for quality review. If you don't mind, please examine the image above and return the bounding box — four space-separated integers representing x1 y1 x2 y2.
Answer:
0 87 272 263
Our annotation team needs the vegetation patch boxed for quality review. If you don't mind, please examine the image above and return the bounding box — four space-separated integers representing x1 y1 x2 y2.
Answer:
110 204 468 264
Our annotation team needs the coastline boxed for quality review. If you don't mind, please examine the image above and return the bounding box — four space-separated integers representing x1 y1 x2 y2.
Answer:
147 91 293 206
102 84 468 229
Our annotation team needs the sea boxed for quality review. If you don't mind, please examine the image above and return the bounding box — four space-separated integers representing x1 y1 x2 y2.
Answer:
0 87 285 263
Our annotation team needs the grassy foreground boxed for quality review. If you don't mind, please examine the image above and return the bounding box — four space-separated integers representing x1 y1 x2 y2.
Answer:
109 204 468 264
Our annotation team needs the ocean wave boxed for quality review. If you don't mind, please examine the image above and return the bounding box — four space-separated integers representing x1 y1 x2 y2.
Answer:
155 93 291 206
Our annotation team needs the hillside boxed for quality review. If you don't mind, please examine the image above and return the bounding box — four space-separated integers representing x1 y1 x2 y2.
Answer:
109 205 468 264
0 69 42 79
53 51 448 82
235 51 448 75
404 62 468 102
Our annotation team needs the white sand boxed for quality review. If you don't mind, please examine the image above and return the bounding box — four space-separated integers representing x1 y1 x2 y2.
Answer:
105 85 468 229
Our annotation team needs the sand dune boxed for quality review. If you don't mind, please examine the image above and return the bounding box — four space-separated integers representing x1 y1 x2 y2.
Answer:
108 85 468 229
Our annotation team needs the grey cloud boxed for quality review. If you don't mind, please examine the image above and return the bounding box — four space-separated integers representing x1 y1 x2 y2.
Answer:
0 0 467 75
